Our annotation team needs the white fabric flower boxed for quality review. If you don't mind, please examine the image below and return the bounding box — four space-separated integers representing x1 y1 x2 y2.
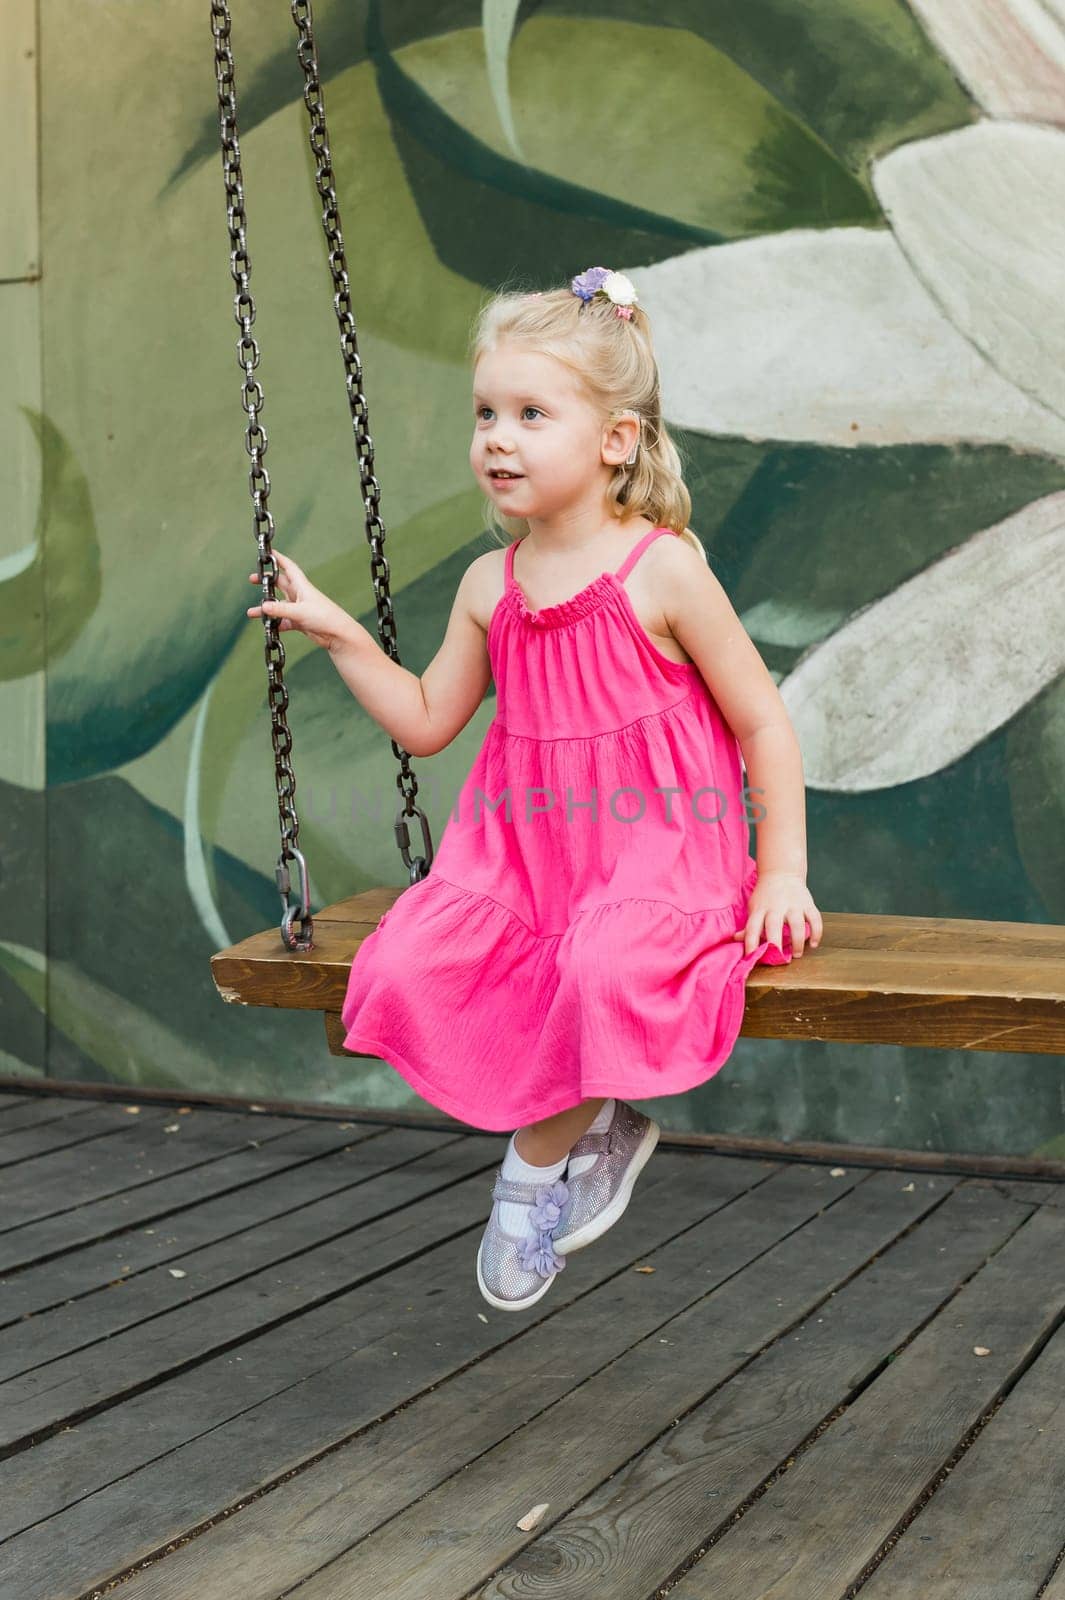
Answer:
601 271 639 307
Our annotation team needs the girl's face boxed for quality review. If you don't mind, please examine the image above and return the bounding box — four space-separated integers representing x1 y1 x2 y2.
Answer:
470 343 614 519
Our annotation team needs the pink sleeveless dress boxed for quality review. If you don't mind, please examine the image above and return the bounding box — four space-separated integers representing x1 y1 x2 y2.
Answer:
339 525 799 1132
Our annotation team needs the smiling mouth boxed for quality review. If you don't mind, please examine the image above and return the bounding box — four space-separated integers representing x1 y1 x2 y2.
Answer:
489 469 523 479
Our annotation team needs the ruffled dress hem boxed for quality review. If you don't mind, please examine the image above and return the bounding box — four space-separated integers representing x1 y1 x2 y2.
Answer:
341 883 794 1132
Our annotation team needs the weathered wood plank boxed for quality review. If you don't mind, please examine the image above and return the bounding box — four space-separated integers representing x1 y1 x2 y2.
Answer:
478 1179 1039 1600
0 1138 504 1451
0 1124 451 1345
4 1116 1061 1600
68 1173 818 1600
214 898 1065 1054
275 1173 1008 1600
0 1104 320 1230
325 1010 351 1055
854 1320 1065 1596
212 909 390 1012
0 1096 101 1135
0 1152 778 1590
963 1175 1065 1210
0 1109 364 1271
664 1204 1065 1599
1042 1547 1065 1597
0 1102 176 1169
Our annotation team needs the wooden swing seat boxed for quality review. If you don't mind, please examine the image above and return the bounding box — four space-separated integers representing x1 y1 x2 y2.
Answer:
211 892 1065 1058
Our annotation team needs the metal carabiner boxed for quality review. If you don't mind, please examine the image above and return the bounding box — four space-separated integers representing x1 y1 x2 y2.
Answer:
276 847 314 950
395 803 434 884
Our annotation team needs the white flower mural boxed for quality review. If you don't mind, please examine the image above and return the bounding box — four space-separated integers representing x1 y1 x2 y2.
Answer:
906 0 1065 122
626 53 1065 794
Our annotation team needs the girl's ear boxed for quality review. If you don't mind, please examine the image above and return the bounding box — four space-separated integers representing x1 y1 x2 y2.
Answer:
603 409 640 467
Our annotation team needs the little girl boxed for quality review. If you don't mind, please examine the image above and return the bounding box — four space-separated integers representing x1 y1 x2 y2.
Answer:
247 264 822 1314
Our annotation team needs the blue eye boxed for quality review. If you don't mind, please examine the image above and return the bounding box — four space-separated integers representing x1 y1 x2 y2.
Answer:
475 405 542 420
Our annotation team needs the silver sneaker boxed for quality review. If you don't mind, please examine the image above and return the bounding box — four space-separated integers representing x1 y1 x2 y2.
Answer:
476 1170 571 1311
554 1100 660 1254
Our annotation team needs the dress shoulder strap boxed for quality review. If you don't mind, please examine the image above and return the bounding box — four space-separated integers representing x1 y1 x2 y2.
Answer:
614 525 672 583
504 537 522 585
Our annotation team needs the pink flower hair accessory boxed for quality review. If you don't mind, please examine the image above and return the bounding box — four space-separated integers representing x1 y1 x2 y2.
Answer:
569 265 639 319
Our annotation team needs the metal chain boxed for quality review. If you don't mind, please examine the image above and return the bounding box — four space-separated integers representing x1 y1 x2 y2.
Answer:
210 1 313 950
289 0 433 885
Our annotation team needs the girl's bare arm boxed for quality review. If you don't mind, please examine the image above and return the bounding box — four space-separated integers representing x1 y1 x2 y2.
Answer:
249 547 495 759
328 555 493 757
654 537 809 876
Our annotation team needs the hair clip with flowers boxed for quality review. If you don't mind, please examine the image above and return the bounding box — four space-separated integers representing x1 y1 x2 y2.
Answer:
569 265 639 320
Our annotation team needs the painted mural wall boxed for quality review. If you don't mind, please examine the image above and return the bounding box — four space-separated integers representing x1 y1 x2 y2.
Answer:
2 0 1064 1159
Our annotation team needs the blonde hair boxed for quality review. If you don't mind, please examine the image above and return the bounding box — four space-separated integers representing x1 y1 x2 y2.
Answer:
469 276 707 563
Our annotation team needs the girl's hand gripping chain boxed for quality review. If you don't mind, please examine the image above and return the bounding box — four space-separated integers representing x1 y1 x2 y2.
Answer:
246 549 358 655
244 548 441 758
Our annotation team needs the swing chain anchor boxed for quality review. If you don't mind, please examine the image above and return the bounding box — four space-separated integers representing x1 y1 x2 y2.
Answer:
276 848 313 951
394 803 434 885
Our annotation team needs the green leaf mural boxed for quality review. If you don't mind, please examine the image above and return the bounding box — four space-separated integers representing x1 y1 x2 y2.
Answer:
174 0 974 206
45 0 970 792
0 1051 44 1079
729 442 1065 655
0 942 212 1092
14 0 1063 1161
382 13 877 271
0 409 101 680
1007 674 1065 922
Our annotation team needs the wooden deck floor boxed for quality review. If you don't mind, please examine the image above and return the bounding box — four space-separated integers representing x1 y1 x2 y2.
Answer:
1 1089 1064 1600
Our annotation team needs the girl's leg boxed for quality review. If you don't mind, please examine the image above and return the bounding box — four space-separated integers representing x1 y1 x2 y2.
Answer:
495 1097 618 1239
514 1098 608 1166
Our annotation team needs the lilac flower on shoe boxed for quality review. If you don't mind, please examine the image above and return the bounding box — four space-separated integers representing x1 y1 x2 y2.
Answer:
528 1179 569 1232
517 1178 570 1278
518 1229 566 1277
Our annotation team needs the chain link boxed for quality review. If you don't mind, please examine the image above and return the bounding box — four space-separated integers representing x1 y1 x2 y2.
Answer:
290 0 433 884
209 0 434 952
210 0 314 951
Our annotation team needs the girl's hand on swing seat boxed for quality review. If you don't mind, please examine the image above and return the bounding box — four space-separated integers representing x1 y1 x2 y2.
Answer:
246 549 359 655
732 870 822 958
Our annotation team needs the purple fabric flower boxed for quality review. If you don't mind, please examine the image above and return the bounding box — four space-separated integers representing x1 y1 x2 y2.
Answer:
518 1178 570 1277
529 1198 562 1231
570 265 612 302
529 1178 569 1231
518 1228 566 1277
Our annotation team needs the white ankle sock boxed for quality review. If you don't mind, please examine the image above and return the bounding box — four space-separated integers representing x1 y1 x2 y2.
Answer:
497 1134 568 1235
568 1097 616 1178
